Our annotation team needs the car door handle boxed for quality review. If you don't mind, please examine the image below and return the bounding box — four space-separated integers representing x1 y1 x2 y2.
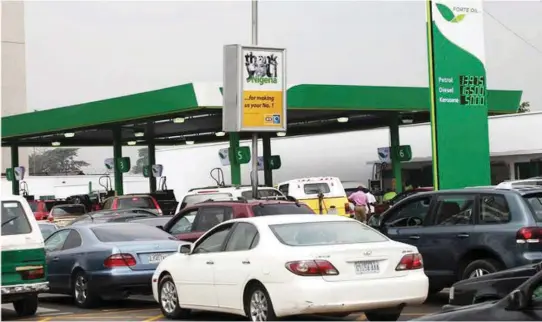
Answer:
242 260 250 265
409 235 420 240
206 260 214 265
456 233 470 238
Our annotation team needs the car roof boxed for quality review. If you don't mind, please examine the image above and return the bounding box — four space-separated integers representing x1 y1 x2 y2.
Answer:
230 214 350 226
187 186 279 193
116 194 153 199
75 222 150 229
415 186 542 197
190 200 299 207
52 203 84 208
1 195 30 203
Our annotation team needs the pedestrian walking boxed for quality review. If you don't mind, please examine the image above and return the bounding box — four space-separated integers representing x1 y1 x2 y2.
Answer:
362 187 377 219
348 186 368 223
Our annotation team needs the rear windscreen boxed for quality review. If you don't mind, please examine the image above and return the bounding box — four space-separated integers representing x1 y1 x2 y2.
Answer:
303 183 331 194
182 193 233 206
524 193 542 222
51 205 86 217
251 203 314 216
270 221 387 246
91 224 175 242
39 224 57 239
29 202 38 212
1 201 32 236
118 197 154 209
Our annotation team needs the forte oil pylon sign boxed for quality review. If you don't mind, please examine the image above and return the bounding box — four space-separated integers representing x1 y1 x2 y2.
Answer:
426 0 490 189
223 45 287 132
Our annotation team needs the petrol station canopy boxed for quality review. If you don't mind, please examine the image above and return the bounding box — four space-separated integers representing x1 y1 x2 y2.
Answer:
1 83 522 147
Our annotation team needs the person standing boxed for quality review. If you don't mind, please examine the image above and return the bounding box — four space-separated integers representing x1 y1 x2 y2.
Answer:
348 186 368 223
363 187 377 216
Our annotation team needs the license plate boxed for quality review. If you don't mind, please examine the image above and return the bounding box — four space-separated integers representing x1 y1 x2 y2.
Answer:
355 261 380 274
148 253 171 264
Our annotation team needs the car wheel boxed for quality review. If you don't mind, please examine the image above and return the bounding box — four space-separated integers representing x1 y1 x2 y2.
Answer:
365 309 402 321
159 274 190 319
13 294 38 317
72 271 100 308
245 284 277 321
461 259 502 280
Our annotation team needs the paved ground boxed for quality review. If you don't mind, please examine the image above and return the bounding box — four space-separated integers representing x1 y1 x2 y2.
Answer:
1 292 448 321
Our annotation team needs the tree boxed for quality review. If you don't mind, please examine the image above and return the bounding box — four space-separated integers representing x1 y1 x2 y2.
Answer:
518 101 530 113
132 148 148 174
29 148 89 175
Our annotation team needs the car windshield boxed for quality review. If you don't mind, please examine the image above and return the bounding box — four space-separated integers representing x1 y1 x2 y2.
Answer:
91 224 175 242
39 224 57 239
524 193 542 222
241 189 285 200
131 217 172 226
118 197 154 209
251 203 314 216
29 202 38 212
182 193 233 206
1 201 32 236
269 221 388 246
51 205 86 217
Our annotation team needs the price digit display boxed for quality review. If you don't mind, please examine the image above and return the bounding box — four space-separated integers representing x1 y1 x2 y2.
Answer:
459 75 486 106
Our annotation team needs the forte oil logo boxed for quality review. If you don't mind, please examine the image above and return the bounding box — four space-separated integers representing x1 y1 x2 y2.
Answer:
436 3 480 23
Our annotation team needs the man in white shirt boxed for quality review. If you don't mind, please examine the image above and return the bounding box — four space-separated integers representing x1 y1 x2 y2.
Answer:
362 187 377 215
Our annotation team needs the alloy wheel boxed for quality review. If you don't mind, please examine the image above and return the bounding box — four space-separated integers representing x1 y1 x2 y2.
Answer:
161 280 178 314
250 290 269 322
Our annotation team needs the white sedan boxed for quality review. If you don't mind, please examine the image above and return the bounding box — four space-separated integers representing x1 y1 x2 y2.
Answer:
151 215 428 321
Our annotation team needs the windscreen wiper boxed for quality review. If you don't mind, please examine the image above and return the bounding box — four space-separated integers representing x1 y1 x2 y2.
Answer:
1 216 18 227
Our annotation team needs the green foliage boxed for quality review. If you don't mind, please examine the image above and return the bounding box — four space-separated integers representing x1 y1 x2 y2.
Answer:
29 148 89 175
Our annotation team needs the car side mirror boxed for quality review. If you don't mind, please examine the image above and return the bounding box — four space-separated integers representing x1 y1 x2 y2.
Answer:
156 225 164 230
506 290 528 311
178 244 192 254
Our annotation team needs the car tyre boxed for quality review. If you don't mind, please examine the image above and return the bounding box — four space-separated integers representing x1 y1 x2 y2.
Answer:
13 294 38 317
365 309 402 321
245 284 277 322
159 274 190 319
461 259 502 280
72 271 100 308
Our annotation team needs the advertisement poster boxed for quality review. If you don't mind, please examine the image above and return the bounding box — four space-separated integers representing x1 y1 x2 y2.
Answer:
427 0 490 189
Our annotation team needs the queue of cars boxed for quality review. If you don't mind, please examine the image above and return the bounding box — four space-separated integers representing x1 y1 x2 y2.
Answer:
4 181 542 321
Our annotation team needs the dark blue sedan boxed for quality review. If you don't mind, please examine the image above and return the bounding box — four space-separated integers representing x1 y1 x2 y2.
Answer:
43 223 189 308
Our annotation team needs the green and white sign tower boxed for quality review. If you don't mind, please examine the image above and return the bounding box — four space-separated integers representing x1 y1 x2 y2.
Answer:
426 0 490 190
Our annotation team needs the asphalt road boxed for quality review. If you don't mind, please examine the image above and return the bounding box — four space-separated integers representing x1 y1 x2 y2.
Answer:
1 292 448 322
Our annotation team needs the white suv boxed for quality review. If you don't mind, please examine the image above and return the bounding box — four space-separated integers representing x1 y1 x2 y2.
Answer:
175 186 286 213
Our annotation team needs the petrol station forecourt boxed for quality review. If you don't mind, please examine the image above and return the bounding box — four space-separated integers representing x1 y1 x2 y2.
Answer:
1 82 522 196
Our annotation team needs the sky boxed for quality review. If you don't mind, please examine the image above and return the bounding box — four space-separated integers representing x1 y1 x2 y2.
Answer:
22 0 542 171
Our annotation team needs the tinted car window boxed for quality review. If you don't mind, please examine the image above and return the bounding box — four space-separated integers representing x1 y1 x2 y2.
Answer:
192 207 233 232
479 194 510 224
524 193 542 222
91 224 175 242
193 224 233 254
51 205 86 217
278 184 289 195
39 224 58 239
270 221 387 246
225 223 259 251
251 203 314 216
182 193 233 206
434 195 475 226
29 202 38 212
169 210 198 234
118 197 154 209
44 230 70 252
241 189 285 200
1 201 32 236
304 183 331 194
62 230 83 250
384 196 432 228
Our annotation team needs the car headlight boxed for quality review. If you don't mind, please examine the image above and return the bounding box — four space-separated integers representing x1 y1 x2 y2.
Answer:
449 286 455 300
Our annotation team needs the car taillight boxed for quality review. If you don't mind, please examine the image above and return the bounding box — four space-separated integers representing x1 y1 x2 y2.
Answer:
20 268 44 280
104 254 136 268
285 260 339 276
396 253 423 271
48 215 54 222
516 227 542 243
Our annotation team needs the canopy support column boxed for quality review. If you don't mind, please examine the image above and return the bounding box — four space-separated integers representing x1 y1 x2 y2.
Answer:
229 133 241 185
263 134 272 186
147 123 157 193
113 127 124 196
390 114 403 193
11 145 19 195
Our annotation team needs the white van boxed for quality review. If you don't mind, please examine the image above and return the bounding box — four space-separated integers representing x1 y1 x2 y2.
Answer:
277 177 350 216
1 195 49 317
175 185 286 213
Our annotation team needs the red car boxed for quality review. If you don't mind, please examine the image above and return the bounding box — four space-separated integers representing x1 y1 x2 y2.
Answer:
28 200 62 220
102 194 163 215
161 200 315 242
